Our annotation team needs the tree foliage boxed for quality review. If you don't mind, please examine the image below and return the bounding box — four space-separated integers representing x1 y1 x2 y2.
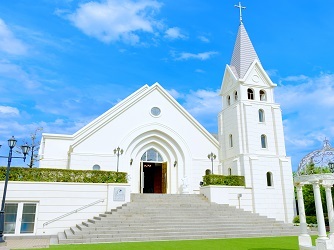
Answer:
299 184 327 216
295 162 333 218
17 127 43 168
298 162 332 175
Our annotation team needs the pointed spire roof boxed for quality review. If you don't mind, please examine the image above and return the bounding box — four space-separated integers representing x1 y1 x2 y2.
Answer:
229 23 260 79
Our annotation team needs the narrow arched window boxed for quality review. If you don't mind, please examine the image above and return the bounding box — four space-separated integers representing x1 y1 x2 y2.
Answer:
234 91 238 101
266 172 273 186
229 134 233 147
227 95 231 106
247 88 254 100
261 134 267 148
259 109 265 122
228 168 232 176
260 90 267 101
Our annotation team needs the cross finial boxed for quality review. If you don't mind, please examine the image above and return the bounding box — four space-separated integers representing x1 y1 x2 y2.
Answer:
234 2 246 24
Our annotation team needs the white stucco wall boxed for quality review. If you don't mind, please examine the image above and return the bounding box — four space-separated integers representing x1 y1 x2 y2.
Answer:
1 181 130 236
200 184 294 223
200 185 253 212
39 84 219 194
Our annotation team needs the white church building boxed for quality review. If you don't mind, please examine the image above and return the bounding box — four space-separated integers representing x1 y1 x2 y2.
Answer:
37 20 295 226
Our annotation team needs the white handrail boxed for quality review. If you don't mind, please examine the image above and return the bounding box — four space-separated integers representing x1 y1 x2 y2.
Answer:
43 199 105 227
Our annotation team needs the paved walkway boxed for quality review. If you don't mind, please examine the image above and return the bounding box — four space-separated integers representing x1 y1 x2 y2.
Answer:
0 236 53 249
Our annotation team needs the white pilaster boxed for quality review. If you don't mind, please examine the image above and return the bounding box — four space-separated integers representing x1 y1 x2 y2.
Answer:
296 184 312 247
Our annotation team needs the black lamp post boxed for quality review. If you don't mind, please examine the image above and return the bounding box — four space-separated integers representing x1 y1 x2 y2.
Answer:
207 152 216 174
114 147 123 172
0 136 30 243
329 162 334 173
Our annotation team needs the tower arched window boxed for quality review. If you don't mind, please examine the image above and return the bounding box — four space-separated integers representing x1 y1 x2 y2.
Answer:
228 168 232 176
260 90 267 101
227 95 231 106
229 134 233 148
266 172 273 186
247 88 254 100
234 91 238 101
258 109 265 122
261 134 267 148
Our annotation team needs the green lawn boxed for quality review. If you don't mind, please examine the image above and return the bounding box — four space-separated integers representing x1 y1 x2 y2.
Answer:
22 236 302 250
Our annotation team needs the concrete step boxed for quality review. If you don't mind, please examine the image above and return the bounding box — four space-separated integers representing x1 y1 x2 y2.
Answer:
57 194 299 244
59 230 299 244
65 225 299 237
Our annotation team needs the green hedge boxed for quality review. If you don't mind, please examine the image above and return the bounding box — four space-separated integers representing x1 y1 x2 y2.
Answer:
0 167 127 183
203 174 245 186
293 215 318 225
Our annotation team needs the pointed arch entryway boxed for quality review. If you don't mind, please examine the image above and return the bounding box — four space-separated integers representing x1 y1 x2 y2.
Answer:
121 124 190 194
140 148 167 193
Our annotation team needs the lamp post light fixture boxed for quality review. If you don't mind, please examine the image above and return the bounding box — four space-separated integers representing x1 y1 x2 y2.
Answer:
207 152 216 174
329 162 334 173
114 147 123 172
0 136 30 243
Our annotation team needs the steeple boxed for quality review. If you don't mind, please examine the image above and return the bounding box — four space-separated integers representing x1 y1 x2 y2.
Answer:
229 6 260 79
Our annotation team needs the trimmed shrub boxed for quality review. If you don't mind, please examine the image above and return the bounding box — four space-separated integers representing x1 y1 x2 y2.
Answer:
205 169 211 175
203 174 245 186
293 215 318 225
0 167 127 183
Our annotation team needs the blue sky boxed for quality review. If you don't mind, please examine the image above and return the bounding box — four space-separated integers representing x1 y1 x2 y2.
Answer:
0 0 333 171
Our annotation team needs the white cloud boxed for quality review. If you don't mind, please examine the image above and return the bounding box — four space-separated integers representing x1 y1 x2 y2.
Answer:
0 106 19 116
164 27 186 40
277 73 334 113
182 89 220 116
68 0 162 44
167 88 220 132
167 88 184 99
276 73 334 169
198 35 209 43
265 69 278 78
0 19 27 55
172 51 218 61
281 74 309 82
0 60 40 89
195 69 205 73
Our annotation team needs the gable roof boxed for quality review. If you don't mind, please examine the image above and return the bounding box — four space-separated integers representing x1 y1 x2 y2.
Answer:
230 23 260 79
43 83 219 148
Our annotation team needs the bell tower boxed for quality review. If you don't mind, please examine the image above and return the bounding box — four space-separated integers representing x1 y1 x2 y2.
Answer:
218 3 295 222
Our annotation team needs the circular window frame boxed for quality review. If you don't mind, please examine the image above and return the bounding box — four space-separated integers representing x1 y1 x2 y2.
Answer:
150 107 161 117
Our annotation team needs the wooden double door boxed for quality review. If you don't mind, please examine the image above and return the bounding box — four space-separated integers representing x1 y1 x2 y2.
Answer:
141 162 167 193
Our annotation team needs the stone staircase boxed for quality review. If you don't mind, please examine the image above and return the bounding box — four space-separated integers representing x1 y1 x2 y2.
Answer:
58 194 299 244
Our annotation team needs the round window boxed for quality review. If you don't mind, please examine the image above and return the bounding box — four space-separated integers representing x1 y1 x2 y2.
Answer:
93 164 100 170
151 107 161 117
